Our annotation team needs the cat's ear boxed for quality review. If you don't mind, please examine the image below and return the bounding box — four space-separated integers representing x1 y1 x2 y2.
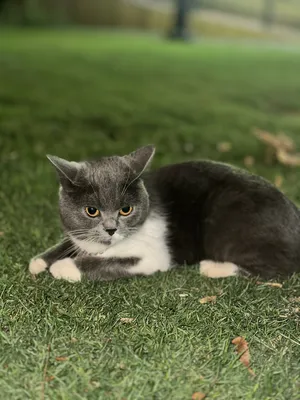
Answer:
126 145 155 177
46 155 82 187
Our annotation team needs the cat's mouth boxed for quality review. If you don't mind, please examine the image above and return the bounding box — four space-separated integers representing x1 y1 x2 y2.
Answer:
101 239 112 245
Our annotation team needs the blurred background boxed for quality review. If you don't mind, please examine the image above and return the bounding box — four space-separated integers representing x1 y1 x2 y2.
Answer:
1 0 300 241
1 0 300 39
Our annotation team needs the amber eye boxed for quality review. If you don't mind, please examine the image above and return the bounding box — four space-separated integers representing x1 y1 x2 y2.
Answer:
85 207 100 218
119 206 133 216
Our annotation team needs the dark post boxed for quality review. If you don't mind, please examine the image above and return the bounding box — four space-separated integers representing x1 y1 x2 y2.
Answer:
262 0 276 27
169 0 191 40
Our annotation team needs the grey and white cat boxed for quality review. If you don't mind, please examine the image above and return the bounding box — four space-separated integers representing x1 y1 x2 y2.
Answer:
29 145 300 282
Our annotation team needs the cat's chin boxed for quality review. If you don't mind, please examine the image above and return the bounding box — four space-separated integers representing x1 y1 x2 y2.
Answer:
71 233 125 255
101 239 112 246
110 232 125 245
71 236 111 255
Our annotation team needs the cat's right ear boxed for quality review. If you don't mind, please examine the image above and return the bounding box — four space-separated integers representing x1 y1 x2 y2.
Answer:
46 155 81 188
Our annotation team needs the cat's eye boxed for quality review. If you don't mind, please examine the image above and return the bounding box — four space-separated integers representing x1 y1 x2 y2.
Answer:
119 206 133 216
85 207 100 218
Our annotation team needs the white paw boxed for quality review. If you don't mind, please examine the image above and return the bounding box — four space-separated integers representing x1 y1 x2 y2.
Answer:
200 260 239 278
29 258 48 275
50 258 81 282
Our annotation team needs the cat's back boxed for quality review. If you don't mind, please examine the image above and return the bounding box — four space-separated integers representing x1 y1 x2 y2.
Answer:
144 160 300 276
145 160 275 200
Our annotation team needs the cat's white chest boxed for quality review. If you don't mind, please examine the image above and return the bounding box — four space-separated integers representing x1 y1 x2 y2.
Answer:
102 214 171 275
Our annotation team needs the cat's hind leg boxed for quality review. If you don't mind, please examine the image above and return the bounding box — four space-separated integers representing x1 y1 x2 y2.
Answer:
199 260 239 278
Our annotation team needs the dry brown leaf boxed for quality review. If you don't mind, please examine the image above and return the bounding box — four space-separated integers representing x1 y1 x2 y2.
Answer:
55 356 68 362
289 297 300 303
191 392 206 400
276 148 300 167
70 337 78 343
256 281 283 288
120 318 134 324
0 232 4 237
46 375 54 382
90 381 101 388
217 142 232 153
232 336 255 376
199 295 217 304
253 129 295 152
277 133 296 152
274 175 283 188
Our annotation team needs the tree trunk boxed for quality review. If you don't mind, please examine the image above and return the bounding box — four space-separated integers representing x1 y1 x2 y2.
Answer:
169 0 191 40
262 0 276 27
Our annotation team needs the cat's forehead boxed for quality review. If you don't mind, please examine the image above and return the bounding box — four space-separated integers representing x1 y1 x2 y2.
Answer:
88 156 133 185
82 156 137 208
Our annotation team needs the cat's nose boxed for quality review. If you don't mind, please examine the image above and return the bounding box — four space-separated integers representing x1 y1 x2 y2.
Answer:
106 228 117 236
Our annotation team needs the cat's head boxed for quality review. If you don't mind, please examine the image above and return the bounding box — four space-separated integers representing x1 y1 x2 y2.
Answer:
47 145 155 253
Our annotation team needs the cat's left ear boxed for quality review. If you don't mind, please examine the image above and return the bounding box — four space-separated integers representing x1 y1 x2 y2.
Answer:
46 155 82 187
126 145 155 177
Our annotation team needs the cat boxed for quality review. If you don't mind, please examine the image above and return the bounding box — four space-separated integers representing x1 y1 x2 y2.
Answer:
29 145 300 282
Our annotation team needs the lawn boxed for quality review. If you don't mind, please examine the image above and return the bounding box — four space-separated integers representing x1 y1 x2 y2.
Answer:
0 30 300 400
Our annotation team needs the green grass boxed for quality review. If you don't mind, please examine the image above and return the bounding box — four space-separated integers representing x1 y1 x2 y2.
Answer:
1 30 300 400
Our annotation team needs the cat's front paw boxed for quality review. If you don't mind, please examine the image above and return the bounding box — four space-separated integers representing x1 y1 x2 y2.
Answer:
29 258 48 275
50 258 82 282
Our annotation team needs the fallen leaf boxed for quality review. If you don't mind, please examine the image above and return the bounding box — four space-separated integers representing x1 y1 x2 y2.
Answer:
90 381 100 388
46 375 54 382
199 295 217 304
0 232 4 236
119 363 126 370
256 281 282 288
274 175 283 188
244 156 255 168
70 337 78 343
276 148 300 167
289 297 300 303
253 129 295 152
192 392 206 400
217 142 232 153
253 129 300 167
277 133 296 152
120 318 134 324
55 356 68 362
232 336 255 376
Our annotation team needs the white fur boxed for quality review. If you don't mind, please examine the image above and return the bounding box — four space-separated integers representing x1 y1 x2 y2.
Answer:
71 236 110 255
200 260 239 278
29 258 48 275
50 258 82 282
101 214 171 275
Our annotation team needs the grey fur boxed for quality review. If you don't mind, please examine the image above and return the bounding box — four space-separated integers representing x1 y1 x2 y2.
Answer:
48 146 154 247
75 256 140 281
31 145 300 281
